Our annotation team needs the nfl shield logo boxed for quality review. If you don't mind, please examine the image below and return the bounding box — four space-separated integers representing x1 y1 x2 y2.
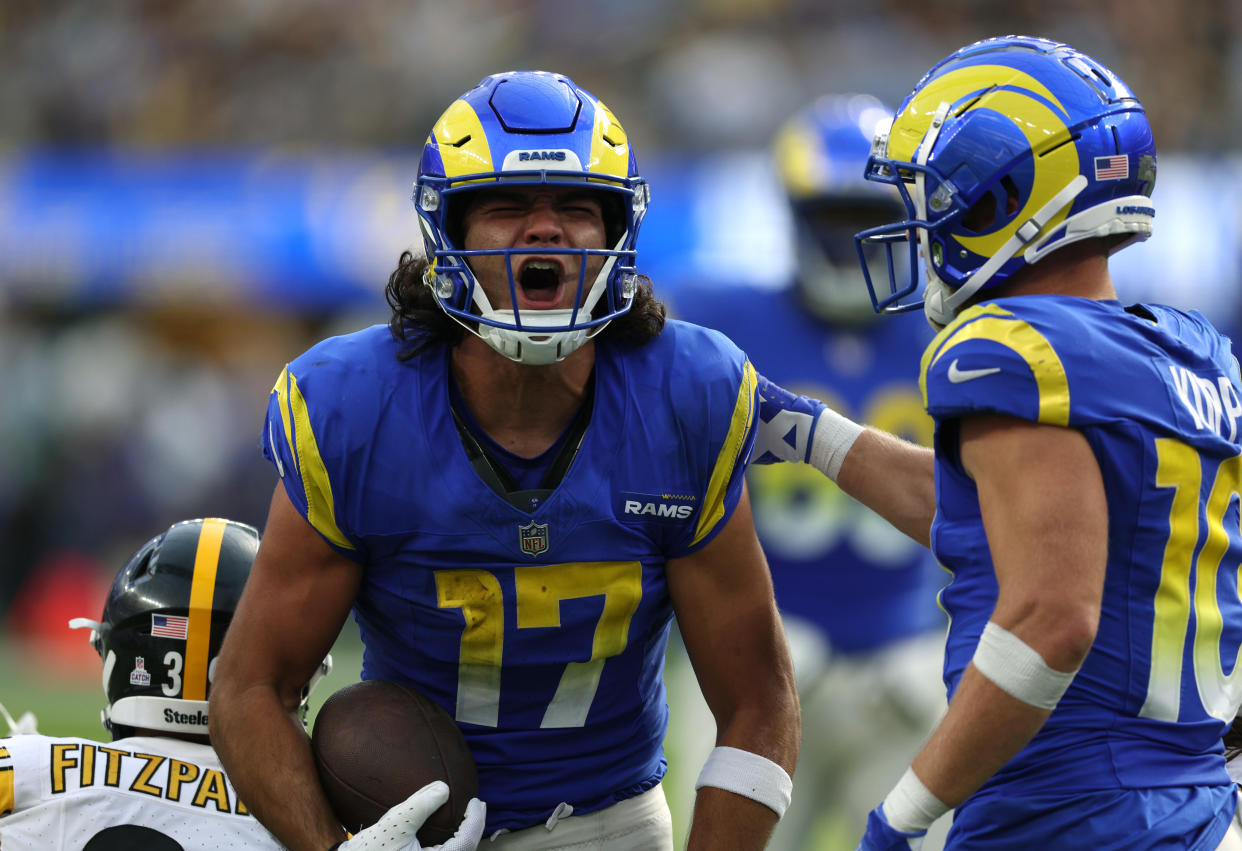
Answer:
518 521 549 557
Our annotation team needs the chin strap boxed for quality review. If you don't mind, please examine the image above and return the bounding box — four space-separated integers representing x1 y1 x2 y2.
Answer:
1023 193 1154 263
925 175 1088 326
477 311 592 365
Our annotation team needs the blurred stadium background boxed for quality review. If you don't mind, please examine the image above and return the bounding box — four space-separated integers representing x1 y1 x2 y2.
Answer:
2 0 1240 846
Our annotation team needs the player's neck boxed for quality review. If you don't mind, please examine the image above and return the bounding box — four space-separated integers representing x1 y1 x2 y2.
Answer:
128 728 211 746
451 338 595 457
993 241 1117 302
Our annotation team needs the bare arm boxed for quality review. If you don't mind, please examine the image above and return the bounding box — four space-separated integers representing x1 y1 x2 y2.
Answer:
835 428 936 547
754 374 935 546
209 485 362 851
668 484 800 851
905 414 1106 807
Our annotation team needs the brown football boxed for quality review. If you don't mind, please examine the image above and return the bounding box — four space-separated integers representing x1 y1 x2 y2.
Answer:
310 680 478 844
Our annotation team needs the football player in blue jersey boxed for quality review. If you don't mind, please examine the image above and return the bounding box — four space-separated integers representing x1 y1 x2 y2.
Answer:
207 70 799 851
753 36 1242 851
667 94 948 851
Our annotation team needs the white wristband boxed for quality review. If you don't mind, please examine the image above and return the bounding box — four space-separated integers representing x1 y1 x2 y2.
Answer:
807 407 864 481
694 746 793 818
972 621 1078 710
881 768 948 834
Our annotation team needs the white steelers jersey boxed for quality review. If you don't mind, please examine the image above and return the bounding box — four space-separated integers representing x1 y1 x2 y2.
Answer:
0 734 282 850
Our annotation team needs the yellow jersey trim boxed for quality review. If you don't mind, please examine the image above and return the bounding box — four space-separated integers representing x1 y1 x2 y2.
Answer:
693 361 758 545
923 304 1070 426
272 367 355 550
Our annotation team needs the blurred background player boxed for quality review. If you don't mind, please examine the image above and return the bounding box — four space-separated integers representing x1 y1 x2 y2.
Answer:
666 94 948 850
0 518 332 850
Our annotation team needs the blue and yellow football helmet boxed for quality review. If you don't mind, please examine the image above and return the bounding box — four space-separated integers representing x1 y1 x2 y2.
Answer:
414 70 649 365
855 36 1157 327
773 93 905 323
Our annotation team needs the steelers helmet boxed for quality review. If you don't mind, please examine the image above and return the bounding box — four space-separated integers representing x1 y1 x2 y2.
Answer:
70 518 331 739
414 70 649 365
773 93 905 322
855 35 1156 327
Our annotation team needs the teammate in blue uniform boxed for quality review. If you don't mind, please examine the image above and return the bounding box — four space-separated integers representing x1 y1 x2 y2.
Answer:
669 94 947 850
208 71 799 851
753 36 1242 850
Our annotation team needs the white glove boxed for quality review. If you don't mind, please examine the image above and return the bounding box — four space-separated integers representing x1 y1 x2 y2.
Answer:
339 782 486 851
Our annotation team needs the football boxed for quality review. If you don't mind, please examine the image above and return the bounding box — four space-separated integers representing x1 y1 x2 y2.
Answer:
311 680 478 844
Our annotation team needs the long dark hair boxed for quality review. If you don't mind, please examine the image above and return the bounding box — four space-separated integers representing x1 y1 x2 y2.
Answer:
384 252 666 360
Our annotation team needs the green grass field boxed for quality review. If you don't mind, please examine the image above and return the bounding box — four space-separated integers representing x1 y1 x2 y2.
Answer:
0 626 366 740
0 627 850 849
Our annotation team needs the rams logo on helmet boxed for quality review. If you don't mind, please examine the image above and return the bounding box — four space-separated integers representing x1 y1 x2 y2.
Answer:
517 150 567 162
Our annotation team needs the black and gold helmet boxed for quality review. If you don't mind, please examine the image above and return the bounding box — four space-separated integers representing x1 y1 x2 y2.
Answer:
70 518 330 740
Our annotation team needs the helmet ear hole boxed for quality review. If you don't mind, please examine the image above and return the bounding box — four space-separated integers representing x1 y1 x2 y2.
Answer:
961 193 997 233
1001 175 1020 216
960 176 1022 234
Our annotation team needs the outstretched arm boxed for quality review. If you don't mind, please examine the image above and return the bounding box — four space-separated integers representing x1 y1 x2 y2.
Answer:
754 375 935 546
835 428 936 547
668 485 800 851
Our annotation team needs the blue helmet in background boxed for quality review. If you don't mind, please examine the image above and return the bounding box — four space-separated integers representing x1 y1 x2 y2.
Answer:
414 70 650 365
856 35 1156 327
773 93 905 323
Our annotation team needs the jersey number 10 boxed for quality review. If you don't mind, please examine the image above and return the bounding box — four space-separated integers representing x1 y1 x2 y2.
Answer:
1142 439 1242 724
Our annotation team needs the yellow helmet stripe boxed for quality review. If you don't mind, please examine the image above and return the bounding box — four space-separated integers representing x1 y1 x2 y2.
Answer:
588 98 629 180
923 304 1070 425
694 361 759 545
952 89 1078 257
433 99 494 178
888 65 1065 163
183 518 226 701
772 120 822 199
889 65 1076 256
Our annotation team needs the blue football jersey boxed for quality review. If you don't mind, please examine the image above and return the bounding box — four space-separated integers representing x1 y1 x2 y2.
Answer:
673 284 945 652
924 297 1242 839
261 320 757 832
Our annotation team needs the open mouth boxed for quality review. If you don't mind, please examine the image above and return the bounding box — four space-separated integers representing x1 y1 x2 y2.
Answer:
517 260 565 308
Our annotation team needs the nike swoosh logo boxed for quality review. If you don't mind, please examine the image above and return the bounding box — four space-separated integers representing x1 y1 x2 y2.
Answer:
947 359 1002 383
